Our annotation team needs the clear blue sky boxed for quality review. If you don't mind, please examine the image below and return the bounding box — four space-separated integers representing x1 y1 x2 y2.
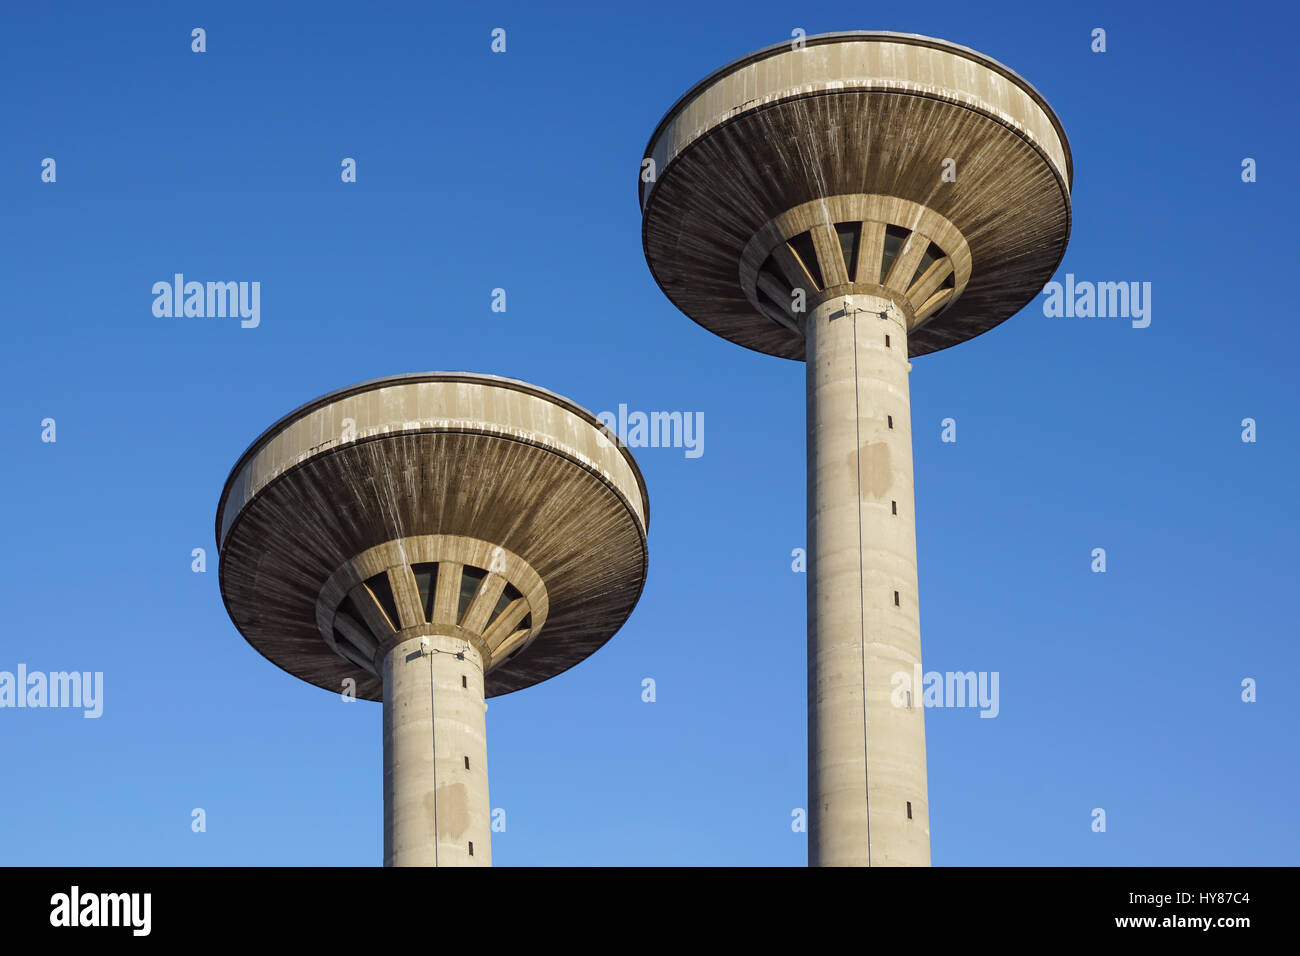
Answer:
1 0 1295 866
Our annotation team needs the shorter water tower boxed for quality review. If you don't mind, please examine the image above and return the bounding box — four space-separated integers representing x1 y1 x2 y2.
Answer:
216 372 650 865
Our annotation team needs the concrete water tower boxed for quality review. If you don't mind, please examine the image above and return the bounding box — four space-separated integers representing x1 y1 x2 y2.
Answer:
216 373 649 866
639 31 1071 865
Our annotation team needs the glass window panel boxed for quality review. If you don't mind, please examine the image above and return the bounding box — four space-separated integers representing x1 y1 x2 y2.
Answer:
835 222 860 282
411 562 438 623
881 225 909 282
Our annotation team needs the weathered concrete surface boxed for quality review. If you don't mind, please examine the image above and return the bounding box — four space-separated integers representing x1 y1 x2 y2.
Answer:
640 30 1073 360
383 634 491 867
216 373 650 702
640 30 1072 868
806 292 929 867
216 372 652 867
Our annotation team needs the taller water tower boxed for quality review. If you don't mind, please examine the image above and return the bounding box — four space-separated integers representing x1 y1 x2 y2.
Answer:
639 31 1071 865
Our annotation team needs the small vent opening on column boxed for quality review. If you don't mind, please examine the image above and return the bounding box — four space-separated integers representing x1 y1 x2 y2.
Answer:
888 415 894 429
894 590 900 606
907 801 913 820
464 755 470 770
468 841 474 856
891 500 898 515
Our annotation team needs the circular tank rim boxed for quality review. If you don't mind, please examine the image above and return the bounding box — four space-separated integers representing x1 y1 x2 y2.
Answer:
214 371 651 548
215 427 650 700
639 29 1074 199
639 85 1073 361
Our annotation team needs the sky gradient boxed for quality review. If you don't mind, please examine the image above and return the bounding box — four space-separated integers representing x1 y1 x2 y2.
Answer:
1 0 1296 866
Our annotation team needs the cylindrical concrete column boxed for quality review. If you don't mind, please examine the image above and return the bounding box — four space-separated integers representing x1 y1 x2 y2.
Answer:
806 293 931 867
382 633 491 866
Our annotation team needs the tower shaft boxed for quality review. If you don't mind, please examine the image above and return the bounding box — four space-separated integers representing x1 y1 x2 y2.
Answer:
806 292 930 866
383 634 491 866
640 31 1072 868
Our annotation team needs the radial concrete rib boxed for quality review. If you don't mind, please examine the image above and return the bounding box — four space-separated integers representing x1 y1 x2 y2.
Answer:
908 260 955 306
884 231 929 294
433 561 463 626
387 564 427 629
461 572 508 635
811 223 849 287
857 221 887 286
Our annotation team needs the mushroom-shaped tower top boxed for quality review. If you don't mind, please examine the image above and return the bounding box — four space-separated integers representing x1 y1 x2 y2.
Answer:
640 30 1072 359
216 373 649 702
